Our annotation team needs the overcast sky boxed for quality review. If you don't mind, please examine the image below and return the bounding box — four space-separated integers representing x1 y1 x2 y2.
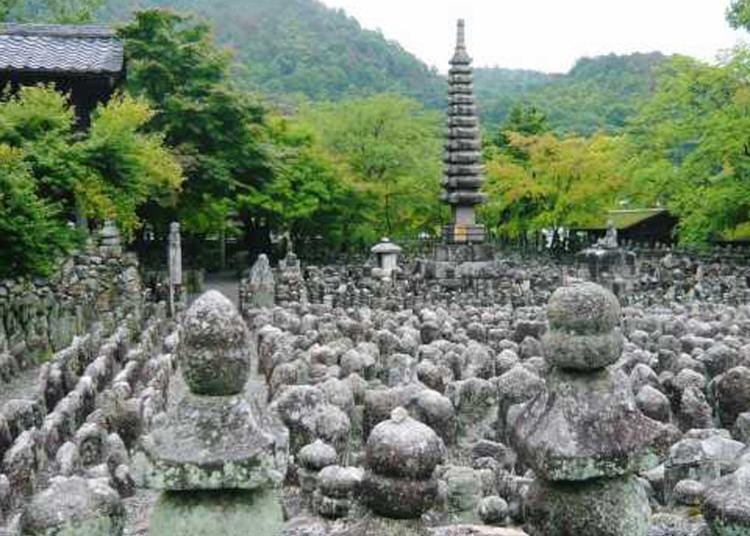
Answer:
319 0 748 73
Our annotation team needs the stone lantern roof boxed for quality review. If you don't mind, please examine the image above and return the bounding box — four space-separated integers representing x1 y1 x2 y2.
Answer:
371 238 402 255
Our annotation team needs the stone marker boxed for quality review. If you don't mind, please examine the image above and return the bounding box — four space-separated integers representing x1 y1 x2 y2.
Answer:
98 220 122 258
362 406 446 519
168 222 182 317
512 282 674 536
142 290 286 535
248 254 276 309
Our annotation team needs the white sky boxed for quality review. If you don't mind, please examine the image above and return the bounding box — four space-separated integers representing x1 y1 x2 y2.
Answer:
319 0 748 73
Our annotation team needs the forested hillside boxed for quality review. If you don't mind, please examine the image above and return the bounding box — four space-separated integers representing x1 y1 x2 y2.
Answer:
96 0 666 134
98 0 446 107
477 52 668 134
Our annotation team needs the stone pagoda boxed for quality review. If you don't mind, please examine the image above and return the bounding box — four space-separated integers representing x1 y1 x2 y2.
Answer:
442 19 487 246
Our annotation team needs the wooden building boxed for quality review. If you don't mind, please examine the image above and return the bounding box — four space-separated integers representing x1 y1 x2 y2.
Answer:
573 208 679 246
0 24 125 127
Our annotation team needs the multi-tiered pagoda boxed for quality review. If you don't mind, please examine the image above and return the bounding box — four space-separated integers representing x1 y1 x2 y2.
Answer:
442 19 487 244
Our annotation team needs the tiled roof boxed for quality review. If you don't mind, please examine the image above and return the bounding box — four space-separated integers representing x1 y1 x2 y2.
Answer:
0 24 124 74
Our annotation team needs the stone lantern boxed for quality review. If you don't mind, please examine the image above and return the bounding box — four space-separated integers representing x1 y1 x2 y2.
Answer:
371 238 402 279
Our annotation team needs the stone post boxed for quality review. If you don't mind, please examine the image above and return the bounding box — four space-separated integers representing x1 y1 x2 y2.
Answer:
141 291 286 535
167 222 182 318
511 282 675 536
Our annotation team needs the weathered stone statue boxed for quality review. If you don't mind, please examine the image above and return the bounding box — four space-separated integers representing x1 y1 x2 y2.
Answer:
142 290 286 535
603 219 618 249
247 254 275 309
98 220 122 258
361 407 445 519
511 282 674 536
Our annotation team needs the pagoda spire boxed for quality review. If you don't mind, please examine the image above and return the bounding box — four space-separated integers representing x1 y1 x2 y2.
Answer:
441 19 487 244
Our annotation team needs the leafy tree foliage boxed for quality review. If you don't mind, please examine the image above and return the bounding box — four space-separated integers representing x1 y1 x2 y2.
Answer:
483 132 624 241
478 53 668 135
728 0 750 31
99 0 444 107
118 9 272 237
0 145 76 278
0 86 181 275
301 93 444 239
238 116 367 253
622 51 750 243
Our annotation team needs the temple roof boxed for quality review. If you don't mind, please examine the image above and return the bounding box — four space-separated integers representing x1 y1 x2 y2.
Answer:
576 209 670 231
0 24 124 75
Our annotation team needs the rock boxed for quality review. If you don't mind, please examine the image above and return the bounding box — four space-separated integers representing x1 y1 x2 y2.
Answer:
647 513 710 536
703 464 750 534
443 465 483 523
20 476 125 536
298 440 337 472
544 282 622 370
476 495 509 526
672 479 705 506
408 389 457 446
716 366 750 428
525 475 651 536
734 412 750 443
636 385 672 423
678 386 713 431
362 407 445 519
141 393 282 491
178 291 251 396
365 407 445 480
148 488 284 536
512 367 672 481
111 464 135 498
315 465 362 519
247 254 275 309
56 441 80 477
74 422 107 467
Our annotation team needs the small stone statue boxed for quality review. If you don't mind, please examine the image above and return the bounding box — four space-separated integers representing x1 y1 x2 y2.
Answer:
602 220 618 249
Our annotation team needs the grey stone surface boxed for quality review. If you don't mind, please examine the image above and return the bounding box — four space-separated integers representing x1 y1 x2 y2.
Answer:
178 290 251 396
362 407 445 519
524 476 651 536
702 464 750 535
512 367 672 481
20 476 124 536
141 393 282 490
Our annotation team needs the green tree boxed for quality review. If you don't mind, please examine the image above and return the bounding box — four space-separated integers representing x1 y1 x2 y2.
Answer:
0 145 76 277
119 9 272 240
0 86 182 240
728 0 750 31
490 104 550 160
302 93 444 238
482 132 624 242
623 51 750 243
238 116 368 253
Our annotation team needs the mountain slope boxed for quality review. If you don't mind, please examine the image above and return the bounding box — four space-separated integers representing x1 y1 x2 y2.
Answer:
99 0 445 107
100 0 668 134
476 52 668 135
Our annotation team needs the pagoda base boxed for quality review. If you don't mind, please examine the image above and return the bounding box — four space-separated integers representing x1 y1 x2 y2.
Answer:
418 240 497 282
443 223 486 245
